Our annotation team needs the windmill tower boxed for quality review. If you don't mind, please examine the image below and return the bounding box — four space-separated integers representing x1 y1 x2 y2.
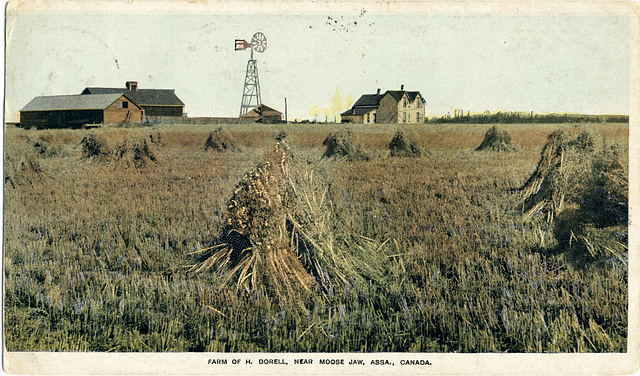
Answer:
235 32 267 117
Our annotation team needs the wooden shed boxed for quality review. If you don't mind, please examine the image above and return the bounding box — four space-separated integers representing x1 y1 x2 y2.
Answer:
19 93 143 129
241 104 283 123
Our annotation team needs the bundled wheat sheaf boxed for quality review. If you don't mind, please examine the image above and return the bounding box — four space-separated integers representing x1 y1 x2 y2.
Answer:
519 129 628 265
80 134 111 161
204 127 240 152
188 140 385 300
4 149 47 188
475 125 516 152
389 129 423 157
322 129 370 161
114 138 159 169
518 130 595 220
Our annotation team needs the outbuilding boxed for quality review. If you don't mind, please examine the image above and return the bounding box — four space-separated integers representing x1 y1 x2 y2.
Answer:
19 93 143 129
241 104 283 123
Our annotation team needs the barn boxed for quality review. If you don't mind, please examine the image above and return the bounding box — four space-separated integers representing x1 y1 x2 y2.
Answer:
241 104 283 123
19 93 143 129
81 81 184 117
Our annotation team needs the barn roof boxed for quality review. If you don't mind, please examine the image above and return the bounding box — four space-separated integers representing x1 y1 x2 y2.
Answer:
82 87 185 107
20 93 134 112
241 104 282 118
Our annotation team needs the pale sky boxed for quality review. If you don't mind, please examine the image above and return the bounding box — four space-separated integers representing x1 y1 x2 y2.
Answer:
4 2 631 121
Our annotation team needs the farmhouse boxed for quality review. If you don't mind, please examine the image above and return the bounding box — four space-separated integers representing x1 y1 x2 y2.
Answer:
341 86 426 124
81 81 184 117
19 93 143 129
241 104 283 123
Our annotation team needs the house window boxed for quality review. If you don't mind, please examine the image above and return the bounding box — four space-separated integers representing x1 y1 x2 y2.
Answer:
373 113 377 122
366 113 370 123
403 98 407 107
408 113 411 123
122 101 128 109
403 112 407 122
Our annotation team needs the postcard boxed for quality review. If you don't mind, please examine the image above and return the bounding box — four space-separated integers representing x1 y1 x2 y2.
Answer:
3 1 638 375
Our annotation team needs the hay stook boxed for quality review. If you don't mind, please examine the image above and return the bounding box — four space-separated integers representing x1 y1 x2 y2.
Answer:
204 127 240 152
322 129 370 161
114 137 160 169
518 129 627 267
80 134 111 161
188 140 386 302
475 126 516 152
389 129 424 157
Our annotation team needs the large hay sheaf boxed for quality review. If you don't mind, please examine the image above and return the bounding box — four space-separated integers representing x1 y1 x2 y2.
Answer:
80 134 111 160
389 130 423 157
204 127 240 152
518 130 595 220
322 129 370 161
4 151 47 188
27 136 64 158
475 126 516 152
519 129 627 266
188 140 386 301
114 138 159 169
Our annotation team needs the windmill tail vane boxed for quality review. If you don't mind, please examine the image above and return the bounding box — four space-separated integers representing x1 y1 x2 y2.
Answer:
235 39 251 51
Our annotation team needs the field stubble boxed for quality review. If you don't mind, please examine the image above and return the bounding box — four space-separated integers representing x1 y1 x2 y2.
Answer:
3 122 628 352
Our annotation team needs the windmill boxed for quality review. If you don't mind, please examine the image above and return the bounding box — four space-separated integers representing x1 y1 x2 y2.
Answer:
235 32 267 117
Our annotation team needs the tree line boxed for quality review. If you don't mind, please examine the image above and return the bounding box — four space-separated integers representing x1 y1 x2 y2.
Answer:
428 110 629 124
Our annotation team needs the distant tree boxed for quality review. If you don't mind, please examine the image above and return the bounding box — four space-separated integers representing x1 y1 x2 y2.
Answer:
344 94 354 111
321 108 330 123
330 88 343 123
309 105 320 121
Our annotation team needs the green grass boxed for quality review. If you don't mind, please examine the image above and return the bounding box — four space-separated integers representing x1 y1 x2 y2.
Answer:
3 122 628 352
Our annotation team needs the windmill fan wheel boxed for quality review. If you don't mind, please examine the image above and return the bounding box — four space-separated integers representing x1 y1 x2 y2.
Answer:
251 32 267 53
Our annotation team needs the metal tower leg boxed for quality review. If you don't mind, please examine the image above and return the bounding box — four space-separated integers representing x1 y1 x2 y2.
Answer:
239 59 261 116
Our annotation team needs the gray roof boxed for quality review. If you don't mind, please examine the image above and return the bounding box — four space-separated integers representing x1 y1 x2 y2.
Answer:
242 104 282 118
82 87 184 107
385 90 424 103
352 94 385 107
20 93 129 112
341 107 376 116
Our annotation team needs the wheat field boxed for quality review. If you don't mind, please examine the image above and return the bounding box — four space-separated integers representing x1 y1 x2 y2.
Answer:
3 122 628 352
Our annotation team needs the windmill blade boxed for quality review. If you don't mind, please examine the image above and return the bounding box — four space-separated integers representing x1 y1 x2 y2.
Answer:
235 39 251 51
251 32 267 53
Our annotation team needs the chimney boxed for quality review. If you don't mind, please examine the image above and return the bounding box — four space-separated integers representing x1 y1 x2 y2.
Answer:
377 88 381 95
400 84 404 91
126 81 138 91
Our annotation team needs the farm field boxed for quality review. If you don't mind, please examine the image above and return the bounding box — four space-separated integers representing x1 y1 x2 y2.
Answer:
3 122 629 352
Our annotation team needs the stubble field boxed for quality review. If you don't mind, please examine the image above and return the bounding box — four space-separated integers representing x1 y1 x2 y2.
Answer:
3 122 628 352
